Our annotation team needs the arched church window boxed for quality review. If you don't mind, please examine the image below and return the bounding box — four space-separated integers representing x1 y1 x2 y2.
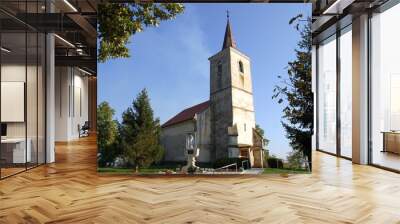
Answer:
217 62 222 89
239 61 244 73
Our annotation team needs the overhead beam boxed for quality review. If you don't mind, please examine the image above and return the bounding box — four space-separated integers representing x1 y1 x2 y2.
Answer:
66 13 97 46
55 55 97 74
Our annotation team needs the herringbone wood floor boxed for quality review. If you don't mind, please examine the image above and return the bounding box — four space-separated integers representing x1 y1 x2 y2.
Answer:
1 136 400 224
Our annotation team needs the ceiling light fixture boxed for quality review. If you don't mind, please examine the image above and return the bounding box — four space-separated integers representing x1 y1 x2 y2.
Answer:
78 67 93 76
63 0 78 12
54 34 75 48
322 0 355 15
1 47 11 53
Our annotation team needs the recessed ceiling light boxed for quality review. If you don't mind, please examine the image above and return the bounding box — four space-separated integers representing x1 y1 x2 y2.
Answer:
54 34 75 48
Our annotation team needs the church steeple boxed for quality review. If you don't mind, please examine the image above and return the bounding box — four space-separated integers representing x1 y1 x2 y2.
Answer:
222 11 236 50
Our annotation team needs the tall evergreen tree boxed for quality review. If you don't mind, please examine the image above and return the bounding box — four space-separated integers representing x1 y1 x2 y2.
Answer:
121 89 164 172
272 14 313 169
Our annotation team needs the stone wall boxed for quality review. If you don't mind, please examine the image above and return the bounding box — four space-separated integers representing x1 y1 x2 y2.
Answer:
209 48 233 160
195 108 212 162
209 47 256 160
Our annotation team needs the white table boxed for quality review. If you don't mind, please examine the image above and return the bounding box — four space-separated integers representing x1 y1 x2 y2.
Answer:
1 138 31 163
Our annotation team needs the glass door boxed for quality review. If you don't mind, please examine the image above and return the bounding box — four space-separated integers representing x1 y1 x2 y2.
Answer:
370 3 400 171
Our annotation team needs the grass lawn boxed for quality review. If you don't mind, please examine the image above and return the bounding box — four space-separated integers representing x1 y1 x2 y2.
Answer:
98 167 178 174
262 168 310 174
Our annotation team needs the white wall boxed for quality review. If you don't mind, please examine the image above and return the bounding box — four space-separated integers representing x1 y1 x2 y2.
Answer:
161 121 195 162
55 67 89 141
1 63 46 164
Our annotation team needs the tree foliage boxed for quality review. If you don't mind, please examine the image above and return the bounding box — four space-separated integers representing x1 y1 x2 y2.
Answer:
98 3 184 62
97 101 119 167
121 89 164 172
272 14 313 168
286 150 305 169
255 124 270 151
255 124 265 138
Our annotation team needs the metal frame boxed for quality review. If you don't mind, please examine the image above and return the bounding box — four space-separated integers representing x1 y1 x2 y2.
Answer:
336 27 341 157
315 21 353 160
315 32 338 156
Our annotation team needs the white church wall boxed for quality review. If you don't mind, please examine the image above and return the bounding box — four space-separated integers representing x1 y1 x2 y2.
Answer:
230 48 256 147
231 88 254 111
229 48 252 93
161 120 195 162
232 107 255 145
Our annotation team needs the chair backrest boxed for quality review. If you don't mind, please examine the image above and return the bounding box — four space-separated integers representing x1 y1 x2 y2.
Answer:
82 121 90 129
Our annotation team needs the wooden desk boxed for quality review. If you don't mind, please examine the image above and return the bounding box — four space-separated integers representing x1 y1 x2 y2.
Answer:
1 138 31 164
382 131 400 154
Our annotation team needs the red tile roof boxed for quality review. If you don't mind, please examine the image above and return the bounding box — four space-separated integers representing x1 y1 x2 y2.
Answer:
162 101 209 128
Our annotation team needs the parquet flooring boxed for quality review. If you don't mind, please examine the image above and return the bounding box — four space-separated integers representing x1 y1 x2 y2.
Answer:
1 135 400 223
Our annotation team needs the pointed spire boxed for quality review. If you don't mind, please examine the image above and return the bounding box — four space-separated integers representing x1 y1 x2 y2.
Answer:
222 10 237 50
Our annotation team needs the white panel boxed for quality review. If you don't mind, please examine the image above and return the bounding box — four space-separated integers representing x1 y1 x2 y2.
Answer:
1 82 25 122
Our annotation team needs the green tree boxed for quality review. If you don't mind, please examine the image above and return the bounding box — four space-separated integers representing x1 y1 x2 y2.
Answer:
255 124 265 137
272 14 313 168
98 3 184 62
97 101 119 167
286 150 305 169
121 89 164 172
256 124 270 147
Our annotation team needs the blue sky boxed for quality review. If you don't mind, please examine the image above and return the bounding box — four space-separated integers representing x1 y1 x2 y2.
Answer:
98 3 311 159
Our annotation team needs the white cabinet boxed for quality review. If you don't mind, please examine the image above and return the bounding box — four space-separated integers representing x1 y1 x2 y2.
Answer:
1 138 32 163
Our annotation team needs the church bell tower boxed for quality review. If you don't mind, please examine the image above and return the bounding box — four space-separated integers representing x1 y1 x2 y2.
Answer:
208 13 256 161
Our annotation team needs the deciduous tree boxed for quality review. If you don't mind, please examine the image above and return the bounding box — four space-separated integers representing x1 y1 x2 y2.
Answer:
97 101 119 167
98 3 184 62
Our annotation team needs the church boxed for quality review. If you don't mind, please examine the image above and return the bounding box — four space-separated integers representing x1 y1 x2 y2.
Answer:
160 17 265 168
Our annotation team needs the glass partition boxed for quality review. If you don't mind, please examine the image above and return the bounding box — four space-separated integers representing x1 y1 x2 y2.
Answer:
317 35 337 154
370 3 400 171
0 2 46 179
0 31 28 178
339 26 352 158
